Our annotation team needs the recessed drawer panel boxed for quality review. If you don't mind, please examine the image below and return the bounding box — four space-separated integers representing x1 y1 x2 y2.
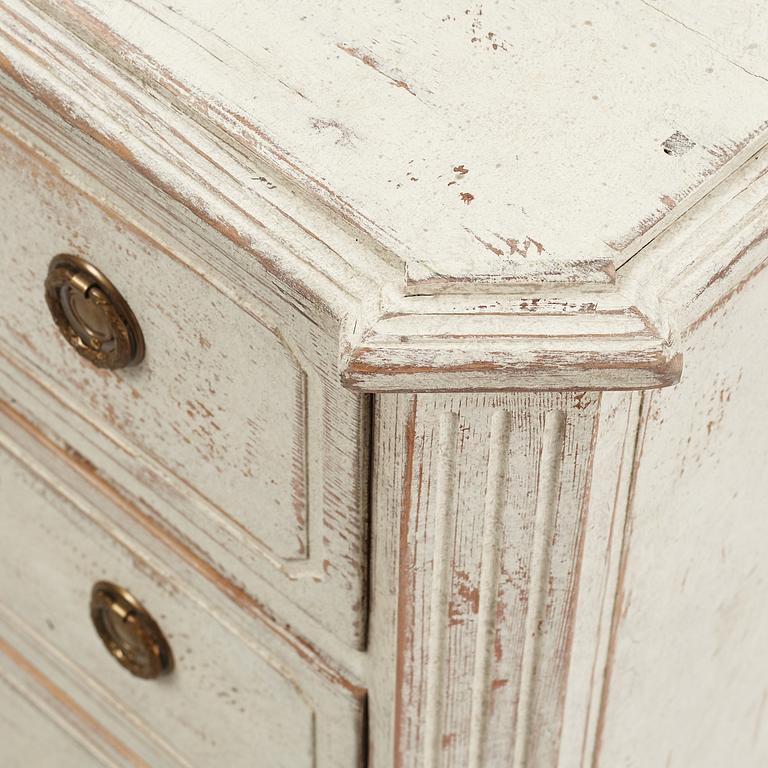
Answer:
0 668 111 768
0 405 364 768
0 126 367 647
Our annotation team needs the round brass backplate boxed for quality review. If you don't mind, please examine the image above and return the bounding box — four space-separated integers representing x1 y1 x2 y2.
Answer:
44 255 145 369
90 581 173 680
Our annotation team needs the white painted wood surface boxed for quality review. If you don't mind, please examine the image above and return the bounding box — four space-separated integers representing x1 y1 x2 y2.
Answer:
0 668 118 768
0 0 765 391
595 234 768 767
368 391 645 766
0 403 364 768
30 0 768 289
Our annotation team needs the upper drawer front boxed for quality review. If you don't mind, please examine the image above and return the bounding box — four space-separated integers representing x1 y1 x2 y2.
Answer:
0 404 363 768
0 126 367 647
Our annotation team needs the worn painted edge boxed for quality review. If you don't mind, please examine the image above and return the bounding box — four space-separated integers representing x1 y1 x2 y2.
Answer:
0 0 395 321
2 1 765 393
28 0 768 293
339 284 683 392
341 146 768 392
0 400 368 699
622 148 768 336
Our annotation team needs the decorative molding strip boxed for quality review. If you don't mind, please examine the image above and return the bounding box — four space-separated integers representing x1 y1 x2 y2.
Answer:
0 400 366 696
0 119 321 569
468 410 511 768
423 411 459 768
0 607 190 768
589 391 654 766
0 2 684 394
513 410 566 767
390 393 602 766
0 637 150 768
0 97 372 648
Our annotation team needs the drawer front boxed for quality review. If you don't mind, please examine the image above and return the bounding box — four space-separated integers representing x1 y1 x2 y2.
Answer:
1 639 155 768
0 123 367 647
0 404 364 768
0 668 111 768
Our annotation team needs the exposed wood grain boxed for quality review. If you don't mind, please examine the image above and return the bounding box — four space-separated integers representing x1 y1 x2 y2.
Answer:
422 412 460 768
370 392 651 765
342 309 681 392
368 390 662 767
367 395 414 768
0 1 766 394
0 1 393 319
512 411 566 767
0 400 368 695
339 284 683 394
467 410 508 768
2 3 768 764
343 144 768 391
558 392 645 766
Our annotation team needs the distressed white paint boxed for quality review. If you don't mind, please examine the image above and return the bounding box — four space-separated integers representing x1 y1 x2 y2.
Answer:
0 669 122 768
0 405 364 768
0 0 767 765
595 241 768 767
2 1 766 390
467 410 508 768
372 392 604 766
30 0 768 289
0 127 369 650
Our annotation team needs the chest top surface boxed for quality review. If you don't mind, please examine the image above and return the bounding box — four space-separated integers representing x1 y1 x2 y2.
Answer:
30 0 768 292
2 0 767 393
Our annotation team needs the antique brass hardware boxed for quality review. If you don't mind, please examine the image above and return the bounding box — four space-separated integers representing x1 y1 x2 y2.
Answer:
90 581 173 679
44 255 144 369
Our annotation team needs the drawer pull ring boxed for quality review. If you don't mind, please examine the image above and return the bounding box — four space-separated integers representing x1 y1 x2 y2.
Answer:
44 255 145 369
90 581 173 679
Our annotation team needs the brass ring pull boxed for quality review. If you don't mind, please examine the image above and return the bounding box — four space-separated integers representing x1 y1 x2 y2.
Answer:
45 255 145 369
90 581 173 679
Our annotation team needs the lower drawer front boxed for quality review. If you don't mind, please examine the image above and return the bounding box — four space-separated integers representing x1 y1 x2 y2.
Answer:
0 667 107 768
0 641 152 768
0 407 363 768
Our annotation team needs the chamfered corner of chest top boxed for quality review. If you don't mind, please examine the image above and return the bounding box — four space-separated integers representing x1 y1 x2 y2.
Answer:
2 0 767 398
338 140 768 395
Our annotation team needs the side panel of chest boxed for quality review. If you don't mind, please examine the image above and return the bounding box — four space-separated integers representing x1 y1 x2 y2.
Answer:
596 264 768 766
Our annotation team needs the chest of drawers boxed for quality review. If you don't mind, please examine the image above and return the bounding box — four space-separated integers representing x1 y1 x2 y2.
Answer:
1 2 767 766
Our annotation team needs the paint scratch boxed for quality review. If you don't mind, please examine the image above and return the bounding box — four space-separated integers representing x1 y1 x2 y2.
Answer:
337 44 418 96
